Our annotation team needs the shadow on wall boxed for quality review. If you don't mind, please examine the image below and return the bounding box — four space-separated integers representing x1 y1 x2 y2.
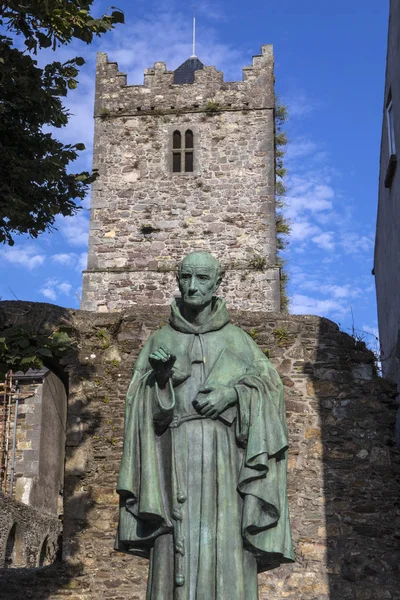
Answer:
0 301 101 599
236 313 400 600
312 319 400 599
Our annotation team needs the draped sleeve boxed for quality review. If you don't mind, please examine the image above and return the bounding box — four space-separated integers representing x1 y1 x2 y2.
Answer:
115 335 175 556
234 337 295 570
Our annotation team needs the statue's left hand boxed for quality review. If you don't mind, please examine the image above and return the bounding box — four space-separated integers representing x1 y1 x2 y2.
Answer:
195 385 237 419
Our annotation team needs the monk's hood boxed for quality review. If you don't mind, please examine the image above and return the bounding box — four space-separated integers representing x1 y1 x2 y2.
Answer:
169 297 230 334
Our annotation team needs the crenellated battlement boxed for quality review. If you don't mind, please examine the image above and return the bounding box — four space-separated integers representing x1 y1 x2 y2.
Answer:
94 45 274 117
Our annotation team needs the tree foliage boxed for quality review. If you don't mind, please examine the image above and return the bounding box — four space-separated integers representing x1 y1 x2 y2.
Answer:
0 1 124 245
0 325 75 377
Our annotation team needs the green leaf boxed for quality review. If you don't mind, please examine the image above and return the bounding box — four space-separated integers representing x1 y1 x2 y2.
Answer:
17 339 31 348
51 333 72 348
111 10 125 24
37 347 53 357
74 56 85 66
21 356 40 366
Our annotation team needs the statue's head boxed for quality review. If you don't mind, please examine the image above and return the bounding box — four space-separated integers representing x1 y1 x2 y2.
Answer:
177 251 223 308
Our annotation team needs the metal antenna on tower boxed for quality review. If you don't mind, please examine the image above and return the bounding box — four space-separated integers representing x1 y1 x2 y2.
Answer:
191 6 197 58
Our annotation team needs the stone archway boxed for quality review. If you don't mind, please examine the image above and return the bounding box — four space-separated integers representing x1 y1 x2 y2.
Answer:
4 523 16 568
37 535 51 567
4 522 25 568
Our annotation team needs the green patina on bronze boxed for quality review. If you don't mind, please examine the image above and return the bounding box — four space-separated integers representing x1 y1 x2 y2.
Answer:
115 251 294 599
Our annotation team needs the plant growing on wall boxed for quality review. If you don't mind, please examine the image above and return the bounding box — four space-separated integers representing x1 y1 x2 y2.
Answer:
275 100 290 312
204 99 220 115
0 326 75 377
248 256 267 271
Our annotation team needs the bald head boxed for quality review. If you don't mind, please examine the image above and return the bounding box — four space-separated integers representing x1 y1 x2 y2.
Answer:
178 251 222 277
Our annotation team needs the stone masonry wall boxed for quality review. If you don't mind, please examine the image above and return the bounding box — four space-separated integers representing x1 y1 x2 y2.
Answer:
5 373 67 517
81 46 279 312
0 492 61 569
0 301 399 600
0 379 41 497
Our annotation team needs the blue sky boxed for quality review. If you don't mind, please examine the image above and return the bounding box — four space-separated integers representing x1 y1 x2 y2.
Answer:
0 0 389 348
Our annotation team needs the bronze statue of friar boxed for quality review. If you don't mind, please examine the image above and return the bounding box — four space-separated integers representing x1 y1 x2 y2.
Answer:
115 251 294 599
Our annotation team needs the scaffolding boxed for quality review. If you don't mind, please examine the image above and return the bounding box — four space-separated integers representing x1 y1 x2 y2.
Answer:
0 371 16 494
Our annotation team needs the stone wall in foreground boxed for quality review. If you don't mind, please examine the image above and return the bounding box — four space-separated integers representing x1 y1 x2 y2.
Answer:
0 492 61 569
0 301 399 600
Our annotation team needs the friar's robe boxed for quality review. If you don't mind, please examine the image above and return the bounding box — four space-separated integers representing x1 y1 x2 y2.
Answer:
115 298 294 599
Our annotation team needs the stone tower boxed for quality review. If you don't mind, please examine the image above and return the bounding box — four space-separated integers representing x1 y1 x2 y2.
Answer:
81 45 280 312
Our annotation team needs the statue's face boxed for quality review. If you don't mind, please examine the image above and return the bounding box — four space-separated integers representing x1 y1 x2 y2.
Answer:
178 253 221 308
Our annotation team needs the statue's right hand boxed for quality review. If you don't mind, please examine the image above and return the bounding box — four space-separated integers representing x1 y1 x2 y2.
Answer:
149 347 176 386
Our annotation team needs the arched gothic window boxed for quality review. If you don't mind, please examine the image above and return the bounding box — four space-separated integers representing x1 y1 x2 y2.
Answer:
172 129 194 173
4 523 25 568
4 524 16 568
173 130 181 149
38 536 50 567
185 129 193 149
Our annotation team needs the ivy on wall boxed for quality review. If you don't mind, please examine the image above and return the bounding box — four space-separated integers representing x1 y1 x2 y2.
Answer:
275 100 290 312
0 326 75 377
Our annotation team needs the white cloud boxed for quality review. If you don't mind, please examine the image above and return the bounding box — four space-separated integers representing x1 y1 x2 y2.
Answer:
340 232 374 255
286 91 317 119
1 245 45 270
285 176 335 220
52 253 76 266
312 232 335 251
40 286 57 301
58 282 72 295
39 279 73 302
78 252 88 271
299 281 362 300
327 284 360 299
286 139 319 161
51 251 89 272
57 211 90 247
290 294 350 318
290 220 320 242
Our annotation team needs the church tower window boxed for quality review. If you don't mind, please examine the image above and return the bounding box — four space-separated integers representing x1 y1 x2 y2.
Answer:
184 129 194 172
172 129 194 173
172 130 182 172
173 130 181 149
